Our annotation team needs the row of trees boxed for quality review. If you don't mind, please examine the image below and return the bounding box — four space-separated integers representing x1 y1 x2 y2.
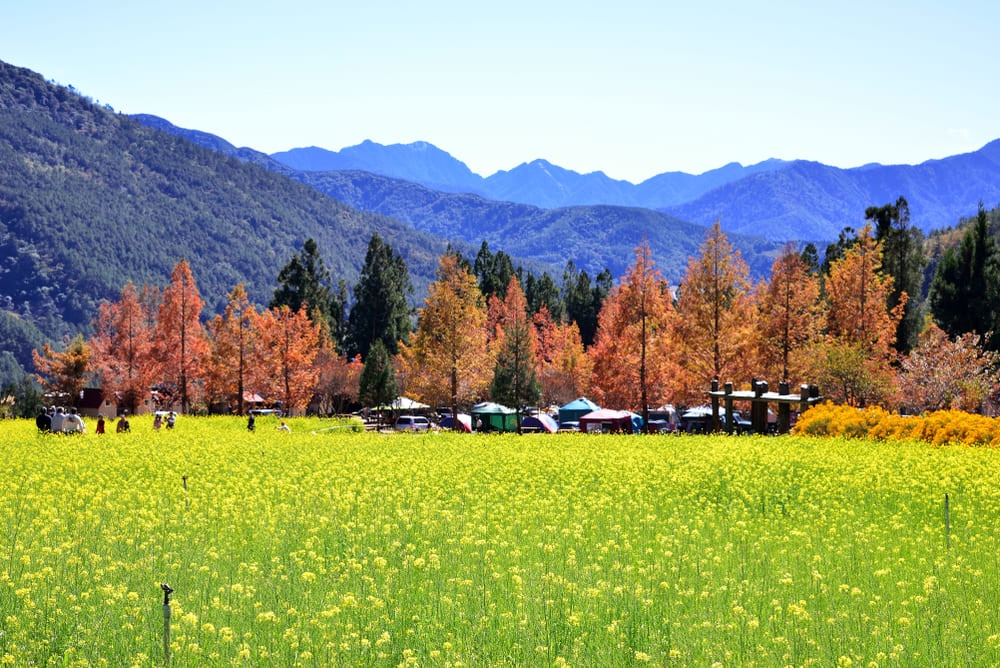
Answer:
392 210 999 422
33 261 335 416
31 200 1000 420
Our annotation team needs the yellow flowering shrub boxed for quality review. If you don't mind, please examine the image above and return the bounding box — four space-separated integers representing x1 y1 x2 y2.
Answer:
794 401 1000 446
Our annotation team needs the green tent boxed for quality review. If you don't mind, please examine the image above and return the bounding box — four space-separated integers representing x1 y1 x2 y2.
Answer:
471 402 518 433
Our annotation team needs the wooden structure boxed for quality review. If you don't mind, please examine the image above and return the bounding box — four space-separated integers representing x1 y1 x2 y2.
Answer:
707 379 822 434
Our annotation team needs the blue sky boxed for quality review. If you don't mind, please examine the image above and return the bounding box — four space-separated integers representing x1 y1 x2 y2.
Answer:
3 1 997 183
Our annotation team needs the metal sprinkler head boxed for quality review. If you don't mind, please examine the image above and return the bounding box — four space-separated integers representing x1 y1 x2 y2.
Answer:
160 582 174 605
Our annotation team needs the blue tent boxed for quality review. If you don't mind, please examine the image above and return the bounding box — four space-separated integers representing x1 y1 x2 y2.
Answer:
558 397 601 427
521 413 559 433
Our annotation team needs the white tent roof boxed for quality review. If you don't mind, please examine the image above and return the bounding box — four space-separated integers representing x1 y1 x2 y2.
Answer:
384 396 429 410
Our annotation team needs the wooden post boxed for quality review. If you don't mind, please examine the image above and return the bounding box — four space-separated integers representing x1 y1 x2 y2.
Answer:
710 379 721 433
752 380 767 434
724 381 734 435
777 381 791 434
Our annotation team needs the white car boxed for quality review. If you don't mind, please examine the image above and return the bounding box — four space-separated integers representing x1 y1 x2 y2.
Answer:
393 415 431 431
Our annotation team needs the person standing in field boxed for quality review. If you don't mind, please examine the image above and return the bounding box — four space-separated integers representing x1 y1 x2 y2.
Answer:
96 414 105 435
63 407 86 434
117 411 131 433
50 406 65 433
36 408 52 433
247 413 255 432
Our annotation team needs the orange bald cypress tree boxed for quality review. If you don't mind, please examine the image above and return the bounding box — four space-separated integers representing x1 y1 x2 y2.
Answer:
206 283 259 414
89 281 161 414
488 277 540 426
756 246 823 386
155 260 208 413
532 306 591 406
397 253 492 421
590 240 675 424
32 334 91 408
672 221 757 403
819 225 905 406
252 305 321 416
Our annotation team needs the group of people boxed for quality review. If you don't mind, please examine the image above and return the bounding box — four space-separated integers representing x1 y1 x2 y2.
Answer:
36 406 87 434
36 408 293 434
35 408 174 434
152 411 177 430
247 413 291 432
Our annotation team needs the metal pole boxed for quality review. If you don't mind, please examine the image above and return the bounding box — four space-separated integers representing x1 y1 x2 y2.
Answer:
161 583 174 665
944 494 951 549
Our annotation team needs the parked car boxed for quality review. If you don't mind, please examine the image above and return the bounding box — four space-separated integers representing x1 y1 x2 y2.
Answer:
393 415 431 431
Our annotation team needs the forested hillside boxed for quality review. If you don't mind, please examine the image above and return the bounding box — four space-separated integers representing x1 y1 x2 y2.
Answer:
0 60 447 380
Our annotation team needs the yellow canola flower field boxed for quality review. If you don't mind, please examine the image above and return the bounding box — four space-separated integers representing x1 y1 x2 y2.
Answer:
3 416 1000 667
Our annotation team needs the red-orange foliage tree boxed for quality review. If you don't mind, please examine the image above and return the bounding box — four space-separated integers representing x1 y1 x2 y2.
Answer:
32 334 91 408
155 259 209 413
820 225 905 406
398 253 492 420
897 320 998 413
590 240 675 424
756 245 823 386
314 353 363 416
252 305 321 415
671 222 757 403
89 282 161 414
532 306 591 406
206 283 259 414
487 277 540 425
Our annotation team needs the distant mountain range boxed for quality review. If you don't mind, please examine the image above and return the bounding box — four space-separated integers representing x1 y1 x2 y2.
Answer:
5 53 1000 388
135 115 784 281
271 139 1000 241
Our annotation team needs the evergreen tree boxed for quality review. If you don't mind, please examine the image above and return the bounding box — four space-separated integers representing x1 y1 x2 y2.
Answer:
563 261 612 347
271 238 345 349
474 241 516 300
821 227 858 276
358 339 397 419
929 203 1000 347
346 233 413 359
488 278 541 432
800 243 821 274
866 197 925 352
524 270 564 321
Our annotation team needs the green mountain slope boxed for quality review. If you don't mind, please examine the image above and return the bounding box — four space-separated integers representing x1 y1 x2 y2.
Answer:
0 60 447 378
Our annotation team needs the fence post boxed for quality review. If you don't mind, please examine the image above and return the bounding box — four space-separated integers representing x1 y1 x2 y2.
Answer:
724 381 734 435
710 379 721 433
778 381 791 434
